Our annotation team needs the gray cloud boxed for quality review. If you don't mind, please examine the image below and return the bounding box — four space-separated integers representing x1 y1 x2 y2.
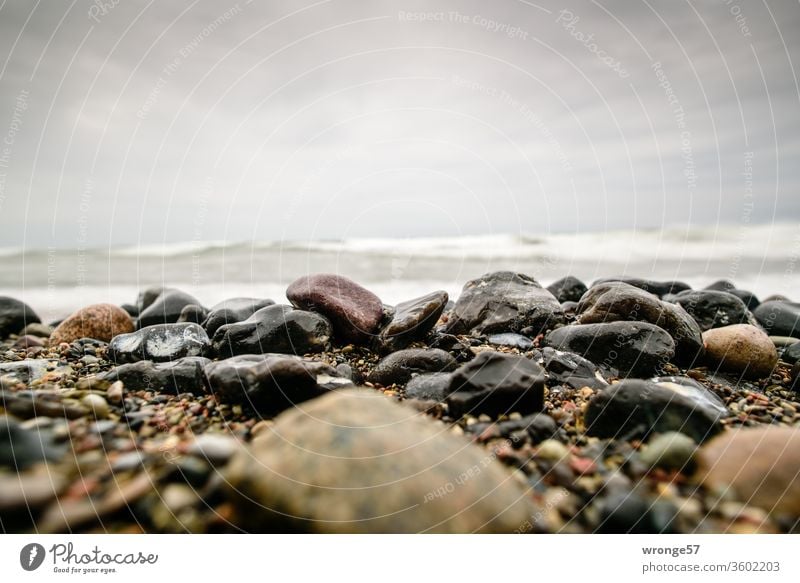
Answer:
0 0 798 248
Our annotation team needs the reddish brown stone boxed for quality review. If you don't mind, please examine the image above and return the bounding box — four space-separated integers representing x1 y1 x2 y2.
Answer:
286 274 384 343
697 426 800 518
50 303 134 345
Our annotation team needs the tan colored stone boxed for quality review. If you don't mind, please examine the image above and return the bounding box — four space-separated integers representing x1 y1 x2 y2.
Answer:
697 426 800 517
226 389 538 533
50 303 134 345
702 324 777 379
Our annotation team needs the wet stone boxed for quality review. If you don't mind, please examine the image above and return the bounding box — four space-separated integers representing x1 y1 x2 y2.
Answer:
584 379 725 443
367 348 457 386
98 356 210 395
447 351 546 418
107 323 210 364
202 297 276 337
204 354 353 415
376 290 448 352
444 271 564 336
544 321 675 378
211 304 332 358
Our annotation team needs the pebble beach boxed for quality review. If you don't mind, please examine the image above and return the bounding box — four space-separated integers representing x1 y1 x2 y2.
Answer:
1 271 799 534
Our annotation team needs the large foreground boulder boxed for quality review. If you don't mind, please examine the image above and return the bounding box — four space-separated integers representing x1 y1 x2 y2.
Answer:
225 389 538 533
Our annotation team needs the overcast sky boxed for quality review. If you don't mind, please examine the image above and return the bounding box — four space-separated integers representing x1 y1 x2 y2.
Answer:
0 0 798 248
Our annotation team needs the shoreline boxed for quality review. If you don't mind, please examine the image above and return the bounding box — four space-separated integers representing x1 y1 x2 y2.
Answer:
1 272 799 533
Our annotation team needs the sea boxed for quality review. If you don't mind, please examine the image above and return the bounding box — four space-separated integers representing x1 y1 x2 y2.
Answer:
1 223 798 323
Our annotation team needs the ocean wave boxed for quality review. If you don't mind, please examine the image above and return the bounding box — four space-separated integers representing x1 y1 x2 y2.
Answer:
0 223 797 261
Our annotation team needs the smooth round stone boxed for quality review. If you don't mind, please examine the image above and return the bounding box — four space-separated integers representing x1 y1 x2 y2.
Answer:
50 303 134 345
286 274 384 344
0 416 63 469
639 432 697 471
547 276 587 303
702 324 778 379
204 354 352 414
697 426 800 517
704 280 760 310
376 290 448 352
224 389 538 533
544 321 675 378
535 439 569 461
14 335 44 349
650 376 727 415
202 297 275 337
444 271 564 336
137 289 202 329
447 351 546 418
211 304 332 358
592 277 690 298
367 348 457 386
753 300 800 338
791 362 799 392
177 304 209 325
577 282 703 364
186 434 239 466
584 379 725 443
107 323 210 363
98 357 210 395
81 394 110 419
404 372 452 401
671 290 752 331
0 296 40 339
20 323 53 338
596 491 676 533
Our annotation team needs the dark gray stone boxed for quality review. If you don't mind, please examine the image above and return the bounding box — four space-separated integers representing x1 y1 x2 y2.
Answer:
376 291 448 352
753 301 800 338
98 357 210 394
547 276 588 303
577 282 703 364
544 321 675 378
1 416 64 469
211 304 332 358
672 289 752 331
783 341 800 364
368 348 457 386
447 351 546 417
596 491 677 534
592 277 691 298
202 297 275 337
108 323 210 363
177 304 209 325
137 289 202 328
584 379 726 443
204 354 352 414
444 271 564 336
0 296 40 339
539 347 606 389
704 280 760 310
404 372 452 401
